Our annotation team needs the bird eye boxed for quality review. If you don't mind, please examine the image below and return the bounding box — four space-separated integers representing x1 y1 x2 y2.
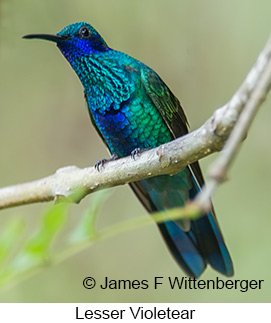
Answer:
79 26 91 39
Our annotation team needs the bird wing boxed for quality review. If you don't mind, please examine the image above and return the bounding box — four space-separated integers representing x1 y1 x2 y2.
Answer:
140 68 189 138
131 68 233 277
140 67 205 186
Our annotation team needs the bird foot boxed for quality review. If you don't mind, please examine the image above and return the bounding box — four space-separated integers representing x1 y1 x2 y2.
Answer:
130 148 145 160
94 154 118 171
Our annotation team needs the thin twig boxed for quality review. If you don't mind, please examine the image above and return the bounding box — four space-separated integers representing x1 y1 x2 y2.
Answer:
196 35 271 211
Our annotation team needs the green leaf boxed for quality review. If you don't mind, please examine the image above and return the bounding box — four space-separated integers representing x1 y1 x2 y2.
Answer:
11 203 69 271
70 190 111 243
0 219 25 265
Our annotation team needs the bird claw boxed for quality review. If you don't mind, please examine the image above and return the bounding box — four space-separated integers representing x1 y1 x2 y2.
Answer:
94 159 106 171
131 148 143 160
94 154 118 171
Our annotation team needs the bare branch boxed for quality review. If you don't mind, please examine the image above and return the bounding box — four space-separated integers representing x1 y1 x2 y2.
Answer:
196 35 271 211
0 35 270 211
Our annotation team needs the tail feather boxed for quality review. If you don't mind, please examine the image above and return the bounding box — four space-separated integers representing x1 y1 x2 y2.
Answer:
190 173 234 277
158 221 206 277
193 213 234 276
129 166 233 277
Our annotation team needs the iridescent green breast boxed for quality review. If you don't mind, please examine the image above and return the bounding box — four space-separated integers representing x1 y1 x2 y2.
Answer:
91 87 173 157
80 50 173 157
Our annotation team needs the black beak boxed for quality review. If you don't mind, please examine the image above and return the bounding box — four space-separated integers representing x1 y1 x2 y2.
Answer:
23 34 70 43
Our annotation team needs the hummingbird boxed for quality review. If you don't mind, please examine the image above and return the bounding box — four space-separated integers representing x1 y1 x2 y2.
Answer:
23 22 233 277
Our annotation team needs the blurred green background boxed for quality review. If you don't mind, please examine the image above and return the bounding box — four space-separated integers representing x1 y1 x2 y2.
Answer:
0 0 271 302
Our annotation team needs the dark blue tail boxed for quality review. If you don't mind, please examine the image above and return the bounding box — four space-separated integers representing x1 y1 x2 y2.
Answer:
158 211 233 277
130 166 233 277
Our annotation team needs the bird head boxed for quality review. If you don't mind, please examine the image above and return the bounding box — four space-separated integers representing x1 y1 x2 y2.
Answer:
23 22 109 62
